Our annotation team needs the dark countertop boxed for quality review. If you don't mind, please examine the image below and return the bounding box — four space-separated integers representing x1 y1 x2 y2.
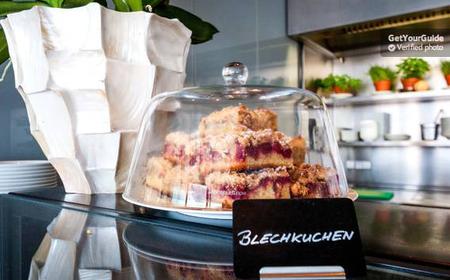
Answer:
0 187 449 279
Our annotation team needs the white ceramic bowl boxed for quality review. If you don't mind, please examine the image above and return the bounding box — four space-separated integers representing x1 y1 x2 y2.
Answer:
340 129 358 142
360 120 378 141
384 134 411 141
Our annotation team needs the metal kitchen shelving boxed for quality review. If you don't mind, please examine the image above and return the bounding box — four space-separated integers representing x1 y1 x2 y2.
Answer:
338 140 450 147
326 89 450 107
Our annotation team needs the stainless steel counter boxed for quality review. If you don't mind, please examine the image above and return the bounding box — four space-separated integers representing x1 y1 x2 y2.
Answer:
355 200 450 267
386 189 450 209
352 187 450 209
3 186 450 278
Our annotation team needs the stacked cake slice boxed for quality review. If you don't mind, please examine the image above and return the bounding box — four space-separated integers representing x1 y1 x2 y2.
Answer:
163 129 298 174
198 105 277 136
144 105 338 209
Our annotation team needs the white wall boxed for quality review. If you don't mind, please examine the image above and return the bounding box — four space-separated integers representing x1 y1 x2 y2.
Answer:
172 0 299 87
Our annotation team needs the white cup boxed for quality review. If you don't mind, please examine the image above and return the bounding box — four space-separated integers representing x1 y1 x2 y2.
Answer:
360 120 378 142
340 129 358 142
441 117 450 139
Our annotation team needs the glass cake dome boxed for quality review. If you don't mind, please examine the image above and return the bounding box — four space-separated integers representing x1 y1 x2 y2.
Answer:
123 62 349 218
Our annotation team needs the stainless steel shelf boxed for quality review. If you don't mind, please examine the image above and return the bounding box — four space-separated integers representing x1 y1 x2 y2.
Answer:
326 89 450 107
339 140 450 147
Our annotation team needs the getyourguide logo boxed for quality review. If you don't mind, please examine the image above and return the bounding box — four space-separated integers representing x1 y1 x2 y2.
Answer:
381 29 449 57
388 34 444 42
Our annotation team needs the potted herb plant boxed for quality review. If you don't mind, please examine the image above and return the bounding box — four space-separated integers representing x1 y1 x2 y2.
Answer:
396 58 430 91
441 60 450 86
321 74 362 95
368 65 396 92
306 78 324 93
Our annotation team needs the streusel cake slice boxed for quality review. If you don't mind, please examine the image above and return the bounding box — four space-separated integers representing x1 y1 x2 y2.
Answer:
199 105 277 136
163 129 294 174
205 167 291 209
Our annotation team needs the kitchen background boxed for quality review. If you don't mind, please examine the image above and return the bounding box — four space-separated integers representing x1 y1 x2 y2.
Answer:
1 0 449 185
0 1 449 275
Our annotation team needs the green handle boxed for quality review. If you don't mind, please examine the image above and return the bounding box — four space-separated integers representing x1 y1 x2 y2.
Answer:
354 188 394 201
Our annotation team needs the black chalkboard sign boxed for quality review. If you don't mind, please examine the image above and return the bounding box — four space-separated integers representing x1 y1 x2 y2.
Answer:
233 199 366 279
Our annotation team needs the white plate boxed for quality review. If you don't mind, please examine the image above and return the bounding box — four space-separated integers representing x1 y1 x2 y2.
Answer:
0 168 54 174
0 183 57 190
372 90 393 94
177 210 233 220
0 178 57 187
0 183 57 194
0 169 54 174
0 182 57 190
0 170 56 175
0 176 57 184
123 189 359 220
0 171 56 179
0 172 56 178
122 193 233 220
0 180 57 187
0 160 50 164
330 93 353 99
384 134 411 141
0 173 55 179
0 161 53 170
0 160 51 166
0 165 53 171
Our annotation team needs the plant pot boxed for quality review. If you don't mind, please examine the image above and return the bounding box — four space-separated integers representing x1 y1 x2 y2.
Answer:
373 80 391 91
401 77 420 91
333 86 351 94
445 74 450 86
1 4 191 194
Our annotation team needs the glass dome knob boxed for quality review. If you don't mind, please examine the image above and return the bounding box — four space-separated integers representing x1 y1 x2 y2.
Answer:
222 62 248 86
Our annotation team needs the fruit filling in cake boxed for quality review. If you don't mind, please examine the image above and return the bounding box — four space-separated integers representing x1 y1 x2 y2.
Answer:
205 167 291 209
289 163 340 198
163 129 294 174
142 105 341 210
162 132 191 163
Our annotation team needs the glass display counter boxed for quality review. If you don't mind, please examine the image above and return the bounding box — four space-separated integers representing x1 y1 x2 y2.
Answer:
1 188 449 279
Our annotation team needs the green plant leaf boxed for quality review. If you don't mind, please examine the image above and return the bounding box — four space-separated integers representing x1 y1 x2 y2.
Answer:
153 4 218 44
62 0 95 8
11 0 37 3
440 60 450 76
368 65 396 82
0 1 46 17
0 1 48 65
40 0 64 8
319 74 362 92
112 0 130 12
0 29 9 66
127 0 142 11
396 58 430 79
